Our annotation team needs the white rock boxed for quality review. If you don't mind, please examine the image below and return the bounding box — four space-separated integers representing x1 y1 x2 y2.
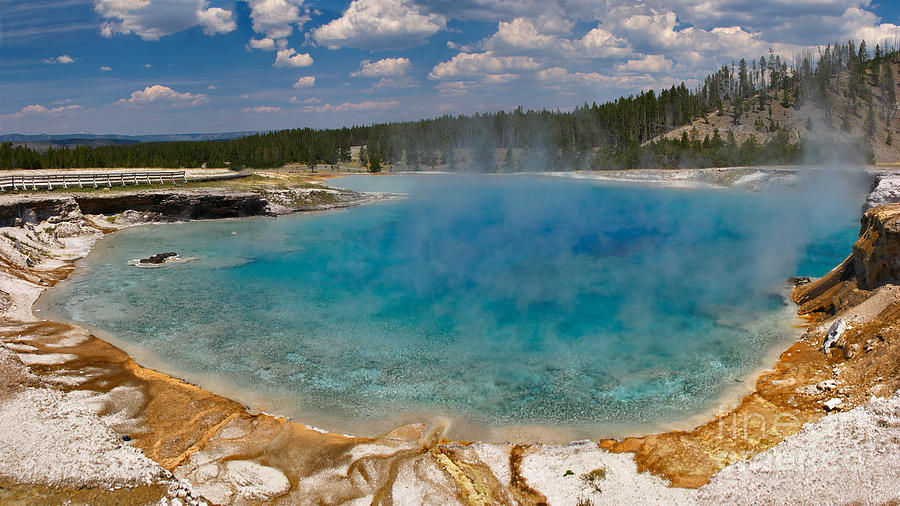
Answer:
195 463 219 483
863 174 900 210
817 380 837 391
221 460 291 500
824 398 843 412
2 343 38 353
15 352 77 365
699 391 900 504
823 318 845 353
0 387 166 488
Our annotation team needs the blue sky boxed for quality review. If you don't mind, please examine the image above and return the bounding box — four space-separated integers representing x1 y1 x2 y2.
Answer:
1 0 899 135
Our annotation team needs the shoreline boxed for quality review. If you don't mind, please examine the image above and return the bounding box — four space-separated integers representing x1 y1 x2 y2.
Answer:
653 297 808 435
2 171 900 503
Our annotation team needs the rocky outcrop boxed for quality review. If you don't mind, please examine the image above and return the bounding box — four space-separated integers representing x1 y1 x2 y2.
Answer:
0 197 81 227
852 203 900 290
794 203 900 315
74 191 268 220
792 255 861 315
259 186 395 214
863 173 900 211
0 191 270 229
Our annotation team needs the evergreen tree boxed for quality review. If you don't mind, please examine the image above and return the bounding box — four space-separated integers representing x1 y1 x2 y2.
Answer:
738 58 751 98
368 153 382 173
359 145 368 166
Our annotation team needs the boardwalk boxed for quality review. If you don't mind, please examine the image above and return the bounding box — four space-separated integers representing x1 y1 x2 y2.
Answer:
0 171 187 191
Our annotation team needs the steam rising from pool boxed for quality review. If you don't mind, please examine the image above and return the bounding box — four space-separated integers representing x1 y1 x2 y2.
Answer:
41 174 865 437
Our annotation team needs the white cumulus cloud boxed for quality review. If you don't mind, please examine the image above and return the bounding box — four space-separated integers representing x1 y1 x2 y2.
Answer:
246 0 308 39
197 6 236 35
422 0 895 49
618 10 683 50
535 66 668 93
274 47 313 68
293 76 316 88
247 37 277 51
486 18 557 50
95 0 235 40
242 105 282 113
578 26 630 58
371 77 416 89
468 17 629 59
351 57 411 77
840 8 900 47
311 0 445 50
435 81 474 95
302 99 400 113
100 65 112 71
649 0 899 45
428 51 539 80
43 54 75 64
423 0 569 26
616 54 673 73
4 104 83 119
118 85 208 106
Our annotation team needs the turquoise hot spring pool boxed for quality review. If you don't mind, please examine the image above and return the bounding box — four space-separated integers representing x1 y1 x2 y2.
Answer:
38 173 866 439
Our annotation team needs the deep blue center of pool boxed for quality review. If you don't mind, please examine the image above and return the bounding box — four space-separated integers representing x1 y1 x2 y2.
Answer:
42 174 863 435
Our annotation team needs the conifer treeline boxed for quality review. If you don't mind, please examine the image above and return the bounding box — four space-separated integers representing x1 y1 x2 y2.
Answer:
2 40 897 171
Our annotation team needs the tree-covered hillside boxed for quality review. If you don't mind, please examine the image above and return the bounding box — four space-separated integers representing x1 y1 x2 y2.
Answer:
649 40 899 168
2 40 897 171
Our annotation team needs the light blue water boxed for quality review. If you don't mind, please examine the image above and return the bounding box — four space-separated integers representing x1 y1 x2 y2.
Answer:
41 174 864 438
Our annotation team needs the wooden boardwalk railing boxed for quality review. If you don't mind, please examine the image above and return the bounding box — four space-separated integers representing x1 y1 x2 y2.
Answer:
0 171 187 191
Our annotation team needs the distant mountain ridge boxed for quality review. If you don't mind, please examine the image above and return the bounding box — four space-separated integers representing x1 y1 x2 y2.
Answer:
0 132 257 144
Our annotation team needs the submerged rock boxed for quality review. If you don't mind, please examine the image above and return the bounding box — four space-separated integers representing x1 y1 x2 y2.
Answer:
139 252 178 265
128 252 197 268
788 276 812 286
